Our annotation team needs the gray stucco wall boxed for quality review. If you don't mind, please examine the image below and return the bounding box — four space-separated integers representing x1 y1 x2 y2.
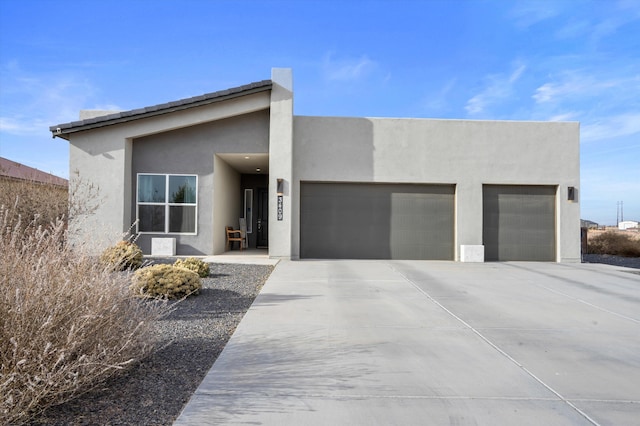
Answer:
292 116 580 262
132 110 270 254
65 71 579 262
268 68 294 259
68 130 133 251
212 155 242 255
66 92 271 254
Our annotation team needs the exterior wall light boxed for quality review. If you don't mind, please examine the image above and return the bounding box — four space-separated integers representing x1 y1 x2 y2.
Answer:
277 178 284 195
568 186 577 201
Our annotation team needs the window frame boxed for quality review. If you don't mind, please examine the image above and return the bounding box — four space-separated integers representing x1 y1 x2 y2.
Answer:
136 173 198 235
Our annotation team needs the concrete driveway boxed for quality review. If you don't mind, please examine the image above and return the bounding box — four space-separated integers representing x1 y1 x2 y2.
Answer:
175 260 640 425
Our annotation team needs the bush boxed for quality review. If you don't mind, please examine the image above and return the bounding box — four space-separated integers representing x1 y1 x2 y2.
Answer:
100 241 144 271
173 257 210 277
0 174 100 234
131 264 202 299
0 206 169 425
0 178 67 231
587 231 640 257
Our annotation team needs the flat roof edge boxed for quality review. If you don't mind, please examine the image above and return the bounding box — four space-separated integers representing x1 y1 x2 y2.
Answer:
294 115 580 125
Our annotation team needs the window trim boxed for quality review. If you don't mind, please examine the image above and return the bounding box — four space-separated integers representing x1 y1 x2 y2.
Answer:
136 173 198 235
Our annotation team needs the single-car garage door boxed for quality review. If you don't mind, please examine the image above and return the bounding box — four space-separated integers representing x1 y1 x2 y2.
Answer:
300 182 454 260
483 185 556 261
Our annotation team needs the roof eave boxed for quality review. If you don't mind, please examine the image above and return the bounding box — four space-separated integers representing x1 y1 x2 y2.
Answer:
50 80 273 139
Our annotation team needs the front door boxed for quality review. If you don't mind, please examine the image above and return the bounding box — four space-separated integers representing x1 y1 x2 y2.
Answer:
256 188 268 248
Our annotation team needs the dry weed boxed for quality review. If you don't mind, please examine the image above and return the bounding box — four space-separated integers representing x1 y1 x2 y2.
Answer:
0 205 169 424
587 231 640 257
0 178 67 231
0 172 100 233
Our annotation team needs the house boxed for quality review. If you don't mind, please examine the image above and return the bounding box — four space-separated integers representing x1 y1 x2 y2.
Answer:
581 219 599 229
0 157 68 187
1 156 69 227
618 221 639 230
50 68 581 262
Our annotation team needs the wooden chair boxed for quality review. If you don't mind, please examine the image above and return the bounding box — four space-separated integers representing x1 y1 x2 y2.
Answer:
226 226 244 251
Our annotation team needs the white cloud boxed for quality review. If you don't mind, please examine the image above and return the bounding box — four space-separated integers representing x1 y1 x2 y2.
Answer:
421 78 457 113
532 72 603 104
465 94 487 116
581 113 640 142
465 63 526 116
508 64 526 83
0 116 51 136
533 70 639 106
532 71 640 142
508 1 562 29
0 62 119 136
323 53 376 81
0 117 23 133
555 19 592 39
591 4 640 40
548 112 580 122
555 14 639 42
533 79 583 104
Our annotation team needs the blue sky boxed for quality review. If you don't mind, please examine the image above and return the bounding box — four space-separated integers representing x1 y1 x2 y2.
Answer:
1 0 638 225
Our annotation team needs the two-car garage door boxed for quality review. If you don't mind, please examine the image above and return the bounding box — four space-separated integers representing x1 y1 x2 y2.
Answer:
300 182 455 260
300 182 557 261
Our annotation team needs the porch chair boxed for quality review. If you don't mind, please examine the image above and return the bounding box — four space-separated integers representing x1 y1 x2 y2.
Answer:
226 226 244 251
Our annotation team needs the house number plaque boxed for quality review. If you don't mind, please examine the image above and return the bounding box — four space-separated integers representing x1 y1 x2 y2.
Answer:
277 195 283 221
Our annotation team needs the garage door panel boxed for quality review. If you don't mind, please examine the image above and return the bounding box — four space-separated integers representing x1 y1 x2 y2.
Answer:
301 183 454 260
483 185 556 261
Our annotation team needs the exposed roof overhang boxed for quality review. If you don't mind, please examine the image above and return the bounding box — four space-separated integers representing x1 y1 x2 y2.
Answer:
50 80 273 140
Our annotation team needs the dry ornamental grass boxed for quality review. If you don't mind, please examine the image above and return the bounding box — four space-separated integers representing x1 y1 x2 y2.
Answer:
587 230 640 257
0 179 67 232
0 204 170 424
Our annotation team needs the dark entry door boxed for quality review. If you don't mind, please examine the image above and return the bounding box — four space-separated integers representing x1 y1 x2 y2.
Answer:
256 188 268 248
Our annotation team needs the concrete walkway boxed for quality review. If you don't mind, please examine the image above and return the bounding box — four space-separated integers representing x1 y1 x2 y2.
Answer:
202 249 280 266
174 260 640 425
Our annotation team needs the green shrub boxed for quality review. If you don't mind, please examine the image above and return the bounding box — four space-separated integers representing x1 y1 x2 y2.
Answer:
131 264 202 299
100 241 144 271
173 257 210 277
587 231 640 257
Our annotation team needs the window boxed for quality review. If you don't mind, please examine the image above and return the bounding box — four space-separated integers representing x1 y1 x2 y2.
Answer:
244 189 253 233
137 174 197 234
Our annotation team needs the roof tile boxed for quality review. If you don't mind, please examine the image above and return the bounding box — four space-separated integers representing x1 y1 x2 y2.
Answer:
50 79 272 136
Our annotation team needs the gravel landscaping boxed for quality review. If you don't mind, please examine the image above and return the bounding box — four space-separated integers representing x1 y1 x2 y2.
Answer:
583 254 640 269
31 262 274 426
25 255 638 425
